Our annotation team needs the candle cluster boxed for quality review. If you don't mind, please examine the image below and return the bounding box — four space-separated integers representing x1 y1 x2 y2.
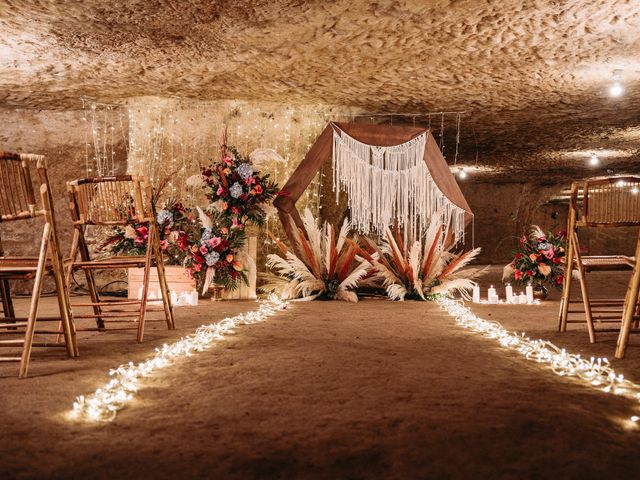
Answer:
438 297 640 424
472 283 539 305
69 295 289 422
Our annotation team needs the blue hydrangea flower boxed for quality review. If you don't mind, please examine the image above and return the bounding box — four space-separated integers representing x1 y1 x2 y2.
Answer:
205 251 220 266
229 182 243 199
236 162 253 180
200 228 213 243
156 209 173 226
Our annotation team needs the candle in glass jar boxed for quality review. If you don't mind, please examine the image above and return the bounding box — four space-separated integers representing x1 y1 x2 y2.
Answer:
472 284 480 303
526 283 534 304
505 283 513 303
488 285 497 304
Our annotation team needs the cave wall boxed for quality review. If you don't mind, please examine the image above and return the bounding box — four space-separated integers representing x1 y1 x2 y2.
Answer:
2 106 636 287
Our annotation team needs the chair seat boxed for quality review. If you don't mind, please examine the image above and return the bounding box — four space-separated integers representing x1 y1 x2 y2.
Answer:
0 256 54 276
72 255 156 269
576 255 636 270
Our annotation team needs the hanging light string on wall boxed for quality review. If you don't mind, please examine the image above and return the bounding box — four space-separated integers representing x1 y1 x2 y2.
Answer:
80 98 467 256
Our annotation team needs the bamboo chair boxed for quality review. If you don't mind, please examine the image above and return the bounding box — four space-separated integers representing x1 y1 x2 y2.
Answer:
65 175 175 342
0 152 77 378
558 177 640 343
615 230 640 358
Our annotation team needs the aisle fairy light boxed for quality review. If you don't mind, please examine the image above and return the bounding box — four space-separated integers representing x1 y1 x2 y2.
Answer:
438 297 640 425
69 295 288 423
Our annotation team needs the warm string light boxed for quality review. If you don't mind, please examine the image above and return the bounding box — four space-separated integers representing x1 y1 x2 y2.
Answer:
69 295 289 423
438 297 640 425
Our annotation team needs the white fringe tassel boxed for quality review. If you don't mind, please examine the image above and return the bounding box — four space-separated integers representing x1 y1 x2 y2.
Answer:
332 126 466 244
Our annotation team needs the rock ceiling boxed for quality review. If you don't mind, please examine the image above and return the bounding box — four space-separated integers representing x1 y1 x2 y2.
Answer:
1 0 640 181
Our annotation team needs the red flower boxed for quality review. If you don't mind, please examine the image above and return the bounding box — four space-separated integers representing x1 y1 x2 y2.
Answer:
526 270 534 276
177 232 190 250
553 257 562 264
514 253 522 260
514 271 523 280
555 275 564 285
254 184 263 194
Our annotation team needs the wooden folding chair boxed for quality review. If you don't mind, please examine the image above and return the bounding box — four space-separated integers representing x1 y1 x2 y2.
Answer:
0 152 77 378
65 175 175 342
558 176 640 343
615 230 640 358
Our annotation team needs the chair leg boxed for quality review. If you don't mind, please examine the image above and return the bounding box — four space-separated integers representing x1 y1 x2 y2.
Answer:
573 233 596 343
616 235 640 359
1 279 16 320
51 251 77 358
153 232 175 331
19 224 51 379
137 226 156 342
77 229 104 329
558 235 575 333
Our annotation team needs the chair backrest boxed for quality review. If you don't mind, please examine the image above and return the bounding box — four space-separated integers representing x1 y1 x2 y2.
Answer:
0 152 53 222
571 176 640 227
67 175 154 226
0 152 45 222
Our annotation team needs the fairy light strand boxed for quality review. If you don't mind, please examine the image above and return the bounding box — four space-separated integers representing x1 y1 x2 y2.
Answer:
69 295 289 423
438 297 640 424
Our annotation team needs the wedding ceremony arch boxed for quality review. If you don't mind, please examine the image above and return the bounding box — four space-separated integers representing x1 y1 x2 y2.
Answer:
274 122 474 249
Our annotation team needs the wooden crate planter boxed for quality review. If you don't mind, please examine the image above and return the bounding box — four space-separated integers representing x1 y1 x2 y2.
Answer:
128 265 195 300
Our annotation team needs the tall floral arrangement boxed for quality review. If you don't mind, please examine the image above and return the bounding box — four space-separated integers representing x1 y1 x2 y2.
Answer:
185 128 281 291
503 226 566 289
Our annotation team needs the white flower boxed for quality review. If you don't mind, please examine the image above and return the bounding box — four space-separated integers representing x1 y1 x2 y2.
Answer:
210 200 225 212
259 202 277 216
124 225 137 239
249 148 285 168
169 231 180 242
186 174 206 189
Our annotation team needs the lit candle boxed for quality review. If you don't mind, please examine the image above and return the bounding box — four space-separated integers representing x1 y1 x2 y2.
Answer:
526 283 534 304
505 283 513 303
472 284 480 303
488 285 497 304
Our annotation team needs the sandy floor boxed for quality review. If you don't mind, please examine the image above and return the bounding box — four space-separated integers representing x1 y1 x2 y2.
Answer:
1 268 640 479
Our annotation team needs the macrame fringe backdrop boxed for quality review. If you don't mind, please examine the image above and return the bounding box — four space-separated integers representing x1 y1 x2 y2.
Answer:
332 125 466 244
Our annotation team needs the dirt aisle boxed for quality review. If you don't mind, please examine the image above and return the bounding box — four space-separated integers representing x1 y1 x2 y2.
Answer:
2 295 639 479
